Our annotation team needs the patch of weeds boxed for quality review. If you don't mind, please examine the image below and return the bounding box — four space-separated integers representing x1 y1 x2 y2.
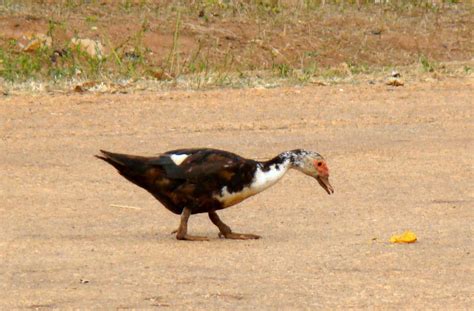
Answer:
463 66 471 74
165 10 182 78
301 0 323 10
106 17 152 79
49 44 105 81
0 45 48 81
46 19 65 46
121 0 133 13
62 0 80 10
298 61 318 82
320 67 346 80
0 37 111 83
256 0 282 14
347 62 369 75
187 60 208 74
273 63 292 78
213 52 235 86
48 48 76 80
186 44 207 75
419 54 436 72
85 15 98 24
85 54 106 78
120 49 147 79
304 51 319 58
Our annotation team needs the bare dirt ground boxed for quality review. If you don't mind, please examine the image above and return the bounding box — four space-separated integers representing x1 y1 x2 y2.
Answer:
1 78 473 309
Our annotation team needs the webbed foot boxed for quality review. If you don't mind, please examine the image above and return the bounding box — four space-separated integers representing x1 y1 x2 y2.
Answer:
209 211 261 240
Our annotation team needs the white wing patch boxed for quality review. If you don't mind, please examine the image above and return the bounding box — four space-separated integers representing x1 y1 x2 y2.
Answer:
214 161 290 207
169 154 189 166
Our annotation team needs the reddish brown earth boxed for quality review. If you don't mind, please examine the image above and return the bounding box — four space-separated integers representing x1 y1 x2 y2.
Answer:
1 2 472 74
1 78 473 309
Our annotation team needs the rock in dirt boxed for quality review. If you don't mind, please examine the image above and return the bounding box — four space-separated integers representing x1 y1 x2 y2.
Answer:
19 34 52 52
74 81 128 93
74 81 98 93
71 38 105 59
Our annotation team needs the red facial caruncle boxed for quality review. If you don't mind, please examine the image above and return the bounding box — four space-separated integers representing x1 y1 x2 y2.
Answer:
314 160 329 177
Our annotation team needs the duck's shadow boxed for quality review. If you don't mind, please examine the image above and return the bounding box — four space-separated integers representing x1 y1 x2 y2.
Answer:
17 230 264 244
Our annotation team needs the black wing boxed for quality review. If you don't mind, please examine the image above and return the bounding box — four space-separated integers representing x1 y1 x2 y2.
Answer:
162 148 258 192
148 156 187 179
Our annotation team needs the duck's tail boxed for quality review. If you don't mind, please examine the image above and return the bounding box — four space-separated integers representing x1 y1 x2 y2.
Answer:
95 150 150 188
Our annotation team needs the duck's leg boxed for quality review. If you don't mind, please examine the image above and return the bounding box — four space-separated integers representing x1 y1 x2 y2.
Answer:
175 207 209 241
208 211 261 240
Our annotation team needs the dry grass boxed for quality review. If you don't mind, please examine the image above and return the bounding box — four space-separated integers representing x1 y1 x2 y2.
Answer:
0 0 472 89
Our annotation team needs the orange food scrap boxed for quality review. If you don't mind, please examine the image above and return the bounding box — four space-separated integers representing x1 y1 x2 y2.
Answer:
390 230 417 243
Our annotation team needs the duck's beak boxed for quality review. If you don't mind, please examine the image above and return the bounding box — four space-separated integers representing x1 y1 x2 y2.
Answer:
316 175 334 195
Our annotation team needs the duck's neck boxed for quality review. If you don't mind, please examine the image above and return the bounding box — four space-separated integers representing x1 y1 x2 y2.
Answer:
260 150 304 171
253 150 302 190
214 151 304 207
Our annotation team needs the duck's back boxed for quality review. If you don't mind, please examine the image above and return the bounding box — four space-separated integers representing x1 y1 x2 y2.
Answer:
97 148 258 214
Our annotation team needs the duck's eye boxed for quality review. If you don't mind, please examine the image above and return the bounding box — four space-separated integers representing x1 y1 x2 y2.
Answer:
317 162 322 167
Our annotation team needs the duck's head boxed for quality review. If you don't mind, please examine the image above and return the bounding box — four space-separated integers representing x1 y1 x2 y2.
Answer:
289 149 334 195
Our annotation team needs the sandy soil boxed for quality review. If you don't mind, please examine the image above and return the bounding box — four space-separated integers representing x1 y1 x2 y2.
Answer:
1 78 473 309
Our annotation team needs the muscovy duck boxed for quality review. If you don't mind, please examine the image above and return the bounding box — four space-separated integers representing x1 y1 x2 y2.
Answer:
96 148 333 241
